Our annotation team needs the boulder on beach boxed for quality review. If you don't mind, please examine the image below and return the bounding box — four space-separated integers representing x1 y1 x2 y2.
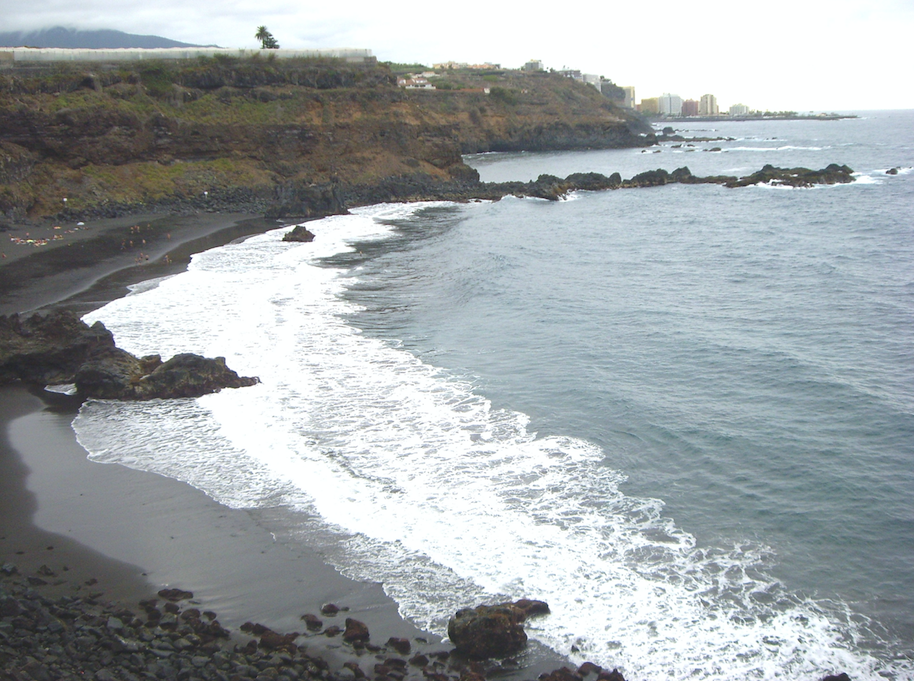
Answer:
447 599 549 659
75 351 259 400
343 617 370 643
0 310 259 400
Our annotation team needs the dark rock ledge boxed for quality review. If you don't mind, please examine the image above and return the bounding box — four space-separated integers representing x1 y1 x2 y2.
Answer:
478 163 856 202
268 163 855 226
0 310 258 400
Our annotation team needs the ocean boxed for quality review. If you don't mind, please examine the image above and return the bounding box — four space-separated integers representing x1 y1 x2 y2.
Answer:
75 110 913 680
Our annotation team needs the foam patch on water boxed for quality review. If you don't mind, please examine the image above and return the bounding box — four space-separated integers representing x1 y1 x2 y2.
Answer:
75 203 912 680
725 146 828 152
852 174 884 185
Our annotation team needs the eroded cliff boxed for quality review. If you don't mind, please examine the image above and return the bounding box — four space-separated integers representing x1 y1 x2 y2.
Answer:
0 57 652 221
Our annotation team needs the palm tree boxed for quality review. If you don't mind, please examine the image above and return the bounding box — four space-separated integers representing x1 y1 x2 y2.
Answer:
255 26 279 49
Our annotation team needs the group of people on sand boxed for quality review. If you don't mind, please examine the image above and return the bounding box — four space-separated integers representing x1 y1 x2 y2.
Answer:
6 222 91 251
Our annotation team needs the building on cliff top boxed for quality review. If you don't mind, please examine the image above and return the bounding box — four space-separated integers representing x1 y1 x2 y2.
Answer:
433 61 500 70
583 74 601 91
398 76 435 89
0 47 375 64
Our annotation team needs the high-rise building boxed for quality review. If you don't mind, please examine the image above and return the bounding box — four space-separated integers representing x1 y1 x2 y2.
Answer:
622 86 635 109
659 93 682 116
699 94 718 116
639 97 660 114
682 99 699 117
729 103 750 116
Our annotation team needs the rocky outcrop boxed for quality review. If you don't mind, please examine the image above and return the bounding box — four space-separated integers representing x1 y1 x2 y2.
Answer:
723 163 855 188
75 351 259 400
494 164 855 199
281 224 316 242
447 599 550 659
0 310 115 385
0 310 258 400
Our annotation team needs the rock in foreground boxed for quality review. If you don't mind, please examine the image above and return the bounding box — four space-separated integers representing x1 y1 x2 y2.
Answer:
0 310 258 400
75 351 259 400
447 599 549 659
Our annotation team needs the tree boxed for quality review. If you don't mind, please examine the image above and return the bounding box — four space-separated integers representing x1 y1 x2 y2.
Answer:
255 26 279 49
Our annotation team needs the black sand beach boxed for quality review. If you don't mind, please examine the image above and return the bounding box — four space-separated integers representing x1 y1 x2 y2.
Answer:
1 211 571 681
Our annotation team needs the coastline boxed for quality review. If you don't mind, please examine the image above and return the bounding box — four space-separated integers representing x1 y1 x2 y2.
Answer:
0 210 570 680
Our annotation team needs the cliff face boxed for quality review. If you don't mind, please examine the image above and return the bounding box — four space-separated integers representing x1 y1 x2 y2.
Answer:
0 58 652 221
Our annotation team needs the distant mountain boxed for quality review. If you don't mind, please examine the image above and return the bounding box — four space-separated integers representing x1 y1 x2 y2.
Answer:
0 27 218 49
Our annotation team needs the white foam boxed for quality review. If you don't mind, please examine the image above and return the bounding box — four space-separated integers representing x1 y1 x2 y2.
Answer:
74 203 912 680
725 145 827 153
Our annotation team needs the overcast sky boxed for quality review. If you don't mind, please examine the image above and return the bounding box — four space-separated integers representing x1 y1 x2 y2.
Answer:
3 0 912 111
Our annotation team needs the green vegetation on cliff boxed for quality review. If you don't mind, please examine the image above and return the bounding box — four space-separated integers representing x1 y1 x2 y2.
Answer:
0 56 651 221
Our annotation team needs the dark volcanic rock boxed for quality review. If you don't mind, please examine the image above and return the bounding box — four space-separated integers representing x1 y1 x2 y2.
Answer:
157 587 194 601
578 662 602 676
387 636 411 654
447 600 544 659
320 602 341 616
725 163 855 188
301 612 323 630
624 168 671 188
0 310 259 399
75 351 259 400
513 598 551 617
539 667 582 681
343 617 370 643
283 224 316 242
0 310 116 385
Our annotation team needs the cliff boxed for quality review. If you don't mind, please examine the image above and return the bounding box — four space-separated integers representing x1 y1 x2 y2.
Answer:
0 57 652 222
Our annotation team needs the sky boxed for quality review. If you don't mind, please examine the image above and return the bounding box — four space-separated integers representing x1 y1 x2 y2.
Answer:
3 0 913 112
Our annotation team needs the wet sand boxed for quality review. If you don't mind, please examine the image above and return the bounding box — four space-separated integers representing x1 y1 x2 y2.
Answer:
1 383 429 642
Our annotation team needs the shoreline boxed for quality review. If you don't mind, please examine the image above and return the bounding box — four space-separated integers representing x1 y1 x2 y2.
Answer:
0 212 290 316
0 210 570 680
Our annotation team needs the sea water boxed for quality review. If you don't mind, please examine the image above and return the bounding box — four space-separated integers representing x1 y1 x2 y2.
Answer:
75 111 914 679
